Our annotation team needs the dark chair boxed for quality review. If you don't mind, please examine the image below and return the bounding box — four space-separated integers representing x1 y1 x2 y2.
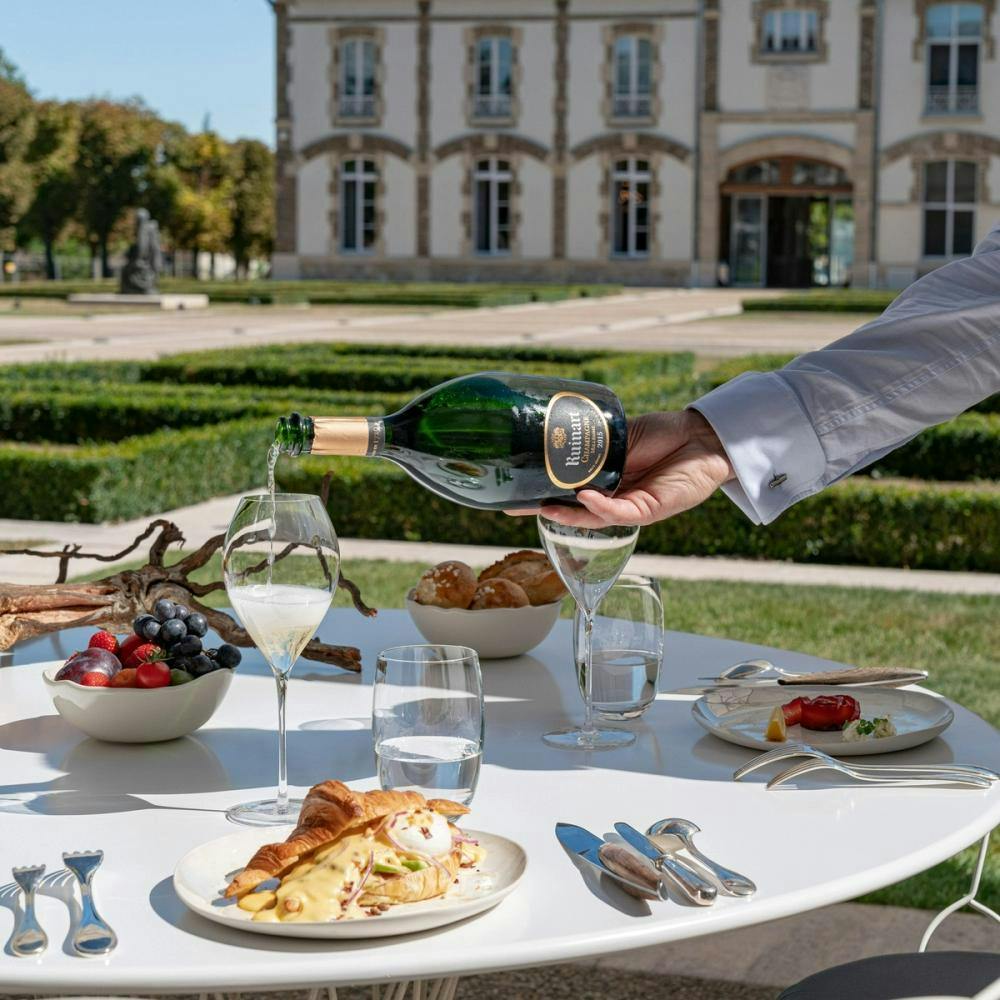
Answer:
778 951 1000 1000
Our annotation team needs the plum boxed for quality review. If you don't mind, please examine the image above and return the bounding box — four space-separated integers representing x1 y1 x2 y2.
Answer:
56 648 122 683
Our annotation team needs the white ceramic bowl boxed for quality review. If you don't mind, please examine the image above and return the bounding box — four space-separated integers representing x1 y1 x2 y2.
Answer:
406 595 562 659
43 664 234 743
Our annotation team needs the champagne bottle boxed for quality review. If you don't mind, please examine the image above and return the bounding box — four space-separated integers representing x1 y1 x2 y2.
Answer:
274 371 627 510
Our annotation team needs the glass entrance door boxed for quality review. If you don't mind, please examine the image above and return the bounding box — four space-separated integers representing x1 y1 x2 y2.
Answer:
730 195 766 286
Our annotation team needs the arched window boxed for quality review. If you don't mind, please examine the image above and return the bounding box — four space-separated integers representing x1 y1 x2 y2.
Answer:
474 158 511 255
613 36 652 118
475 36 513 118
341 159 377 253
925 3 983 113
923 159 977 257
340 38 377 118
611 158 651 258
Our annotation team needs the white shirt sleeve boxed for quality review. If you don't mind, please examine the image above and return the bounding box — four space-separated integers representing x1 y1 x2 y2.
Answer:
689 221 1000 525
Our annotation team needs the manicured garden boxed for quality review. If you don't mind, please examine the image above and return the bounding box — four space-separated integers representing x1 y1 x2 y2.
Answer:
3 342 999 573
0 278 619 309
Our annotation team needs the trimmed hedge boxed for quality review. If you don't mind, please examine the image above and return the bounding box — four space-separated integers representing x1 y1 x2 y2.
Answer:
0 419 273 523
0 279 622 309
277 456 1000 573
742 290 898 313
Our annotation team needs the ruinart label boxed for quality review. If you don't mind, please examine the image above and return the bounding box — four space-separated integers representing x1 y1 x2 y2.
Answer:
544 391 610 490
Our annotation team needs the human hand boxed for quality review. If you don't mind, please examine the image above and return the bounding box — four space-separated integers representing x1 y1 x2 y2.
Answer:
509 410 735 529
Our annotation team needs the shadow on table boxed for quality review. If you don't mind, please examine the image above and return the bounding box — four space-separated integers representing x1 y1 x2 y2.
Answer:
149 875 502 954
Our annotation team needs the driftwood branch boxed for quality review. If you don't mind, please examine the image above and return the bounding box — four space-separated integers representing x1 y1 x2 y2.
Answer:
0 518 377 672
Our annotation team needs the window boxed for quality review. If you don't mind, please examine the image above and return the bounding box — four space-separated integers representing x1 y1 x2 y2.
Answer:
925 3 982 113
613 36 652 118
611 158 650 258
340 38 377 118
474 36 513 119
761 9 819 53
923 160 976 256
341 159 377 253
474 158 511 255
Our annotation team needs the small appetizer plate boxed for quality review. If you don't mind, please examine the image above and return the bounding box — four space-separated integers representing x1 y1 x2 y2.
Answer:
174 825 527 939
692 685 954 756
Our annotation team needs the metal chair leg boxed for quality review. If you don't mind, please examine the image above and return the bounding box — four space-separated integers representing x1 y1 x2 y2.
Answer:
919 832 1000 952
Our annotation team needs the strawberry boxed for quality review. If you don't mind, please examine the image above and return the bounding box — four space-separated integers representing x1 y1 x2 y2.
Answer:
123 642 165 670
88 631 120 655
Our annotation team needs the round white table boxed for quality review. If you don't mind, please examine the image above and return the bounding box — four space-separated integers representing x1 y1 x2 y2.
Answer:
1 608 999 995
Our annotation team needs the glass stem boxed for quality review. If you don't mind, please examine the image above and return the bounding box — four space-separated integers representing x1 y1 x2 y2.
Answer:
275 671 289 815
582 609 595 738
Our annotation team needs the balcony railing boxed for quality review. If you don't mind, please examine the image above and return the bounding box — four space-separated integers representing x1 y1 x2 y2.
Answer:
612 94 652 118
339 94 377 119
472 93 512 119
925 85 979 114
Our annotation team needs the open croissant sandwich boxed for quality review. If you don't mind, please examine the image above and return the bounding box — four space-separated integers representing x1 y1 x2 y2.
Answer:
225 781 486 922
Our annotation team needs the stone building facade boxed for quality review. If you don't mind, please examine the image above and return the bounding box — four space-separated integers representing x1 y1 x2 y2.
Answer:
272 0 1000 288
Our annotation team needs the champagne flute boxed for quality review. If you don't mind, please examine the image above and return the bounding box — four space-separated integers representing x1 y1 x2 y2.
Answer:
223 493 340 825
537 515 640 751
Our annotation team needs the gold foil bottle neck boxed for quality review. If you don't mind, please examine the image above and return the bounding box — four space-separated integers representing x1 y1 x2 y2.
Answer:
310 417 371 456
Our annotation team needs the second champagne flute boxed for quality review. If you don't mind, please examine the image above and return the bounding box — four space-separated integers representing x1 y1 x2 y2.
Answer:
537 515 640 751
223 493 340 826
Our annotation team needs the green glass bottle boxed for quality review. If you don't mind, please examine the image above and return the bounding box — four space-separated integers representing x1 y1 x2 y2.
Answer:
274 372 627 511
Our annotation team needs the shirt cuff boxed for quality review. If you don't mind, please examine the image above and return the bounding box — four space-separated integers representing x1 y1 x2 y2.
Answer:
688 371 828 525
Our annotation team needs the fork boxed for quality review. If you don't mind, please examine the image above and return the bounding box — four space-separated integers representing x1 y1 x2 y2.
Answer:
11 864 47 957
734 743 1000 783
765 756 995 789
63 851 117 957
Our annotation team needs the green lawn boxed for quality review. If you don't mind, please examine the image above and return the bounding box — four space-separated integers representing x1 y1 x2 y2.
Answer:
78 555 1000 913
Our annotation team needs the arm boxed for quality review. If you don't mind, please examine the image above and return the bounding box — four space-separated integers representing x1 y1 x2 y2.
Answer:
535 222 1000 530
691 222 1000 524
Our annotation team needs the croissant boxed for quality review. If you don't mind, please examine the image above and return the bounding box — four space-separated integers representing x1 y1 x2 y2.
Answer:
224 780 467 898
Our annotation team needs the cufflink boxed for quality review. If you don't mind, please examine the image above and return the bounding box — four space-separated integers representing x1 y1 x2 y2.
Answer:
768 474 787 489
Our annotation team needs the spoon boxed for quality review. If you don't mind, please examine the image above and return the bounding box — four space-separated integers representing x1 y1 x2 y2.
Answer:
646 819 756 897
698 658 787 683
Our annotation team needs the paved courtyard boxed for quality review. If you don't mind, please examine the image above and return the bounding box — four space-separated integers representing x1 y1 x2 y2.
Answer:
0 288 872 363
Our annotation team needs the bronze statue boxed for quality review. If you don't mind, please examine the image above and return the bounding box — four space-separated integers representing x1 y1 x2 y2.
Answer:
120 208 162 295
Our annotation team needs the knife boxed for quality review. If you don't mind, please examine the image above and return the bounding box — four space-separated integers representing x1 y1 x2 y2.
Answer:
614 823 717 906
555 823 666 901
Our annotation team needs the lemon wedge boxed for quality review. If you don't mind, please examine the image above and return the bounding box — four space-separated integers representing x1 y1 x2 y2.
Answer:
765 705 787 742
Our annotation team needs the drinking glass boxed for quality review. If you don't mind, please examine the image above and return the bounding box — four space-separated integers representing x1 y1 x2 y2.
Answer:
574 574 663 720
373 645 484 805
223 493 340 826
537 515 640 750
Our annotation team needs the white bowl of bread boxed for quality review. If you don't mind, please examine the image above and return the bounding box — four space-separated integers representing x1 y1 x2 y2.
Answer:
406 550 566 659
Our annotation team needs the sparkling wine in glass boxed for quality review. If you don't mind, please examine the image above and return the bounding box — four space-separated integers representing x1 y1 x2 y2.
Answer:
537 515 640 751
223 493 340 825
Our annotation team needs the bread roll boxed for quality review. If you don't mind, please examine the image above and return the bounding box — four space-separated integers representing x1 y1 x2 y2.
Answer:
469 578 530 609
413 560 477 609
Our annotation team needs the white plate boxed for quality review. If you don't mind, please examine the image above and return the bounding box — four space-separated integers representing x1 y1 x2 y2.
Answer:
173 825 527 939
692 685 954 756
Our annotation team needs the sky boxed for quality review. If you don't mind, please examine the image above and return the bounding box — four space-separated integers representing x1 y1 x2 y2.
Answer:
2 1 275 144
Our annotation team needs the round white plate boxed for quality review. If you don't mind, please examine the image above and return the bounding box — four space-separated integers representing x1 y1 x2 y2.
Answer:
174 825 527 939
692 685 954 755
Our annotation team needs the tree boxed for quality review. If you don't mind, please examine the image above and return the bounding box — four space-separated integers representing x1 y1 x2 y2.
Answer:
19 101 80 278
73 100 161 277
160 128 232 278
0 47 26 87
0 77 36 252
228 139 274 278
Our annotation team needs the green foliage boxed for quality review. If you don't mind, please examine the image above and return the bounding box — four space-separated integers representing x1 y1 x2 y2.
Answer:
0 278 621 307
0 77 37 246
743 290 899 313
228 139 274 273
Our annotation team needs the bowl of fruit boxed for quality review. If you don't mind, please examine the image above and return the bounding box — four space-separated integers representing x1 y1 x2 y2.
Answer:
43 599 242 743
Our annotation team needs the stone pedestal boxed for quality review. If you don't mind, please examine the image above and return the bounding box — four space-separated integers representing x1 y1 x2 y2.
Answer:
67 293 209 310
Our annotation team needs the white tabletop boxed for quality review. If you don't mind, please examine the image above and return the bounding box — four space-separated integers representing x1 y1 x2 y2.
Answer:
1 608 999 994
